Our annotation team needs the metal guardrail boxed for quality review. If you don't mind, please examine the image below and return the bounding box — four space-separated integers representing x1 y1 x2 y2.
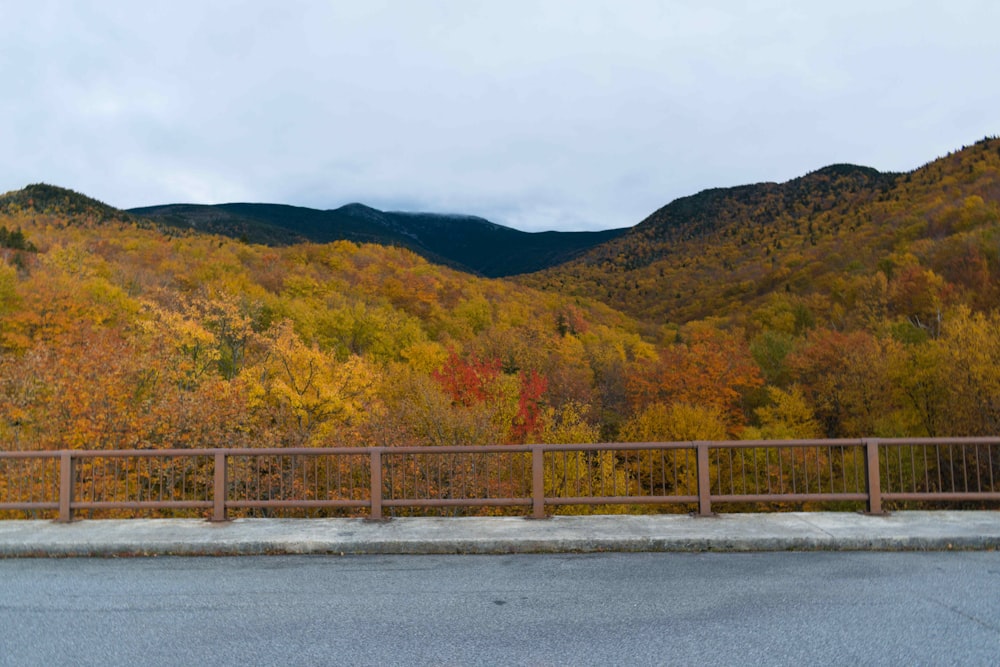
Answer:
1 438 999 521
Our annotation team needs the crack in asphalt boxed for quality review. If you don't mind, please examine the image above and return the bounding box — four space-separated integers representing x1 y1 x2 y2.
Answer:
926 596 1000 635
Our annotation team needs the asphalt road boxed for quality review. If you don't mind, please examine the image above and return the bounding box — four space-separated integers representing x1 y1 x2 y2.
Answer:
1 552 999 666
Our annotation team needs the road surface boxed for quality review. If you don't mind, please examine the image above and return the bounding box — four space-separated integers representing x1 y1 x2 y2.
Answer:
1 552 998 666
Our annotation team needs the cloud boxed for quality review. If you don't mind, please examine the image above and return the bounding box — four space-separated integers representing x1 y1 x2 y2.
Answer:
1 1 997 230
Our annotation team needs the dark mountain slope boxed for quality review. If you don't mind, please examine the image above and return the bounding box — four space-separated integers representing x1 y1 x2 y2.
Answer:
129 201 627 277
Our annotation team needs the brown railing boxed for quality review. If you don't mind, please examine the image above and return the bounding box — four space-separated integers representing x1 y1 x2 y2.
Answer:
1 438 999 522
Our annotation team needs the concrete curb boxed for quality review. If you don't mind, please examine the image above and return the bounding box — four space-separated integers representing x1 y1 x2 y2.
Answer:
1 511 998 557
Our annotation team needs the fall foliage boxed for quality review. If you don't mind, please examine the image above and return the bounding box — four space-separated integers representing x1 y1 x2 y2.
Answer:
2 137 1000 514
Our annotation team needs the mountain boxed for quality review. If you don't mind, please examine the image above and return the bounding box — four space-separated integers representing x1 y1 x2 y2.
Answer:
0 183 138 224
3 137 1000 447
5 136 999 330
128 201 627 277
518 138 1000 330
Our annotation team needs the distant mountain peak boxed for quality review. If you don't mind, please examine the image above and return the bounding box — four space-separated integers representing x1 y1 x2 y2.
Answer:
0 183 134 222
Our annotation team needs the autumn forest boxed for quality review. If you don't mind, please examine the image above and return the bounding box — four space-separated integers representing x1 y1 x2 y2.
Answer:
2 137 1000 464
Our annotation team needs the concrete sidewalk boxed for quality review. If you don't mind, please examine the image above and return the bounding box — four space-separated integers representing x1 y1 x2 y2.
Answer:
1 511 999 557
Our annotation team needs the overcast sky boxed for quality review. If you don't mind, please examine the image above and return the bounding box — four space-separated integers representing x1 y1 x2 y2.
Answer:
2 1 997 232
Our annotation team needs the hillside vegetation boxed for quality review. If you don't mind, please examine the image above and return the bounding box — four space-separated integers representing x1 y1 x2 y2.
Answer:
1 138 1000 466
130 200 627 277
0 195 648 452
521 138 1000 333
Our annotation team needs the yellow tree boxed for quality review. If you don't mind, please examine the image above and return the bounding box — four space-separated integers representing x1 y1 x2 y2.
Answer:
249 319 381 445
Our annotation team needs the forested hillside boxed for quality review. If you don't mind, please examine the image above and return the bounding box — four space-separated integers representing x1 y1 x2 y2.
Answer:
0 197 652 451
521 137 1000 331
521 137 1000 439
129 201 627 277
1 138 1000 459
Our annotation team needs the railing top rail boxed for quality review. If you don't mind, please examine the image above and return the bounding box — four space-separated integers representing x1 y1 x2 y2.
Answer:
705 439 865 449
874 436 1000 446
0 450 62 459
3 437 999 460
535 441 697 452
0 447 374 459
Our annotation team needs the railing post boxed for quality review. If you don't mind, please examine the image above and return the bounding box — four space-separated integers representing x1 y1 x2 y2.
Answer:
530 446 547 519
695 441 714 517
864 438 885 515
58 450 73 523
212 451 228 522
369 448 383 521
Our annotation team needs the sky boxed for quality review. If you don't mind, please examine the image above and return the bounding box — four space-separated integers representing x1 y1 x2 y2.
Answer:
2 1 998 232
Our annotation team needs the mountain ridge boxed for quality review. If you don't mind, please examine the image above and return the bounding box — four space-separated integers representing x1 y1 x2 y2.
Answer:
128 200 627 277
518 137 1000 329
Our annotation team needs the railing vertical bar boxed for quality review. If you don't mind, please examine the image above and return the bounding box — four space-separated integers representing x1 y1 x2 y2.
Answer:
429 453 436 501
369 449 383 520
58 451 73 523
865 439 883 515
817 445 823 493
656 449 664 496
531 446 545 519
923 444 931 492
765 447 772 495
948 445 956 494
253 456 260 505
671 449 680 495
842 445 850 494
488 451 494 499
596 451 603 498
935 443 943 491
212 451 227 522
828 446 834 494
895 447 908 491
558 450 566 497
696 442 712 516
333 455 339 504
802 445 809 493
806 446 823 493
751 447 760 495
422 453 428 502
962 443 970 493
610 451 617 498
988 445 995 492
974 444 982 493
736 449 744 495
724 449 731 495
328 455 336 500
280 455 287 504
842 446 848 494
441 453 448 501
790 446 798 494
615 450 623 499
